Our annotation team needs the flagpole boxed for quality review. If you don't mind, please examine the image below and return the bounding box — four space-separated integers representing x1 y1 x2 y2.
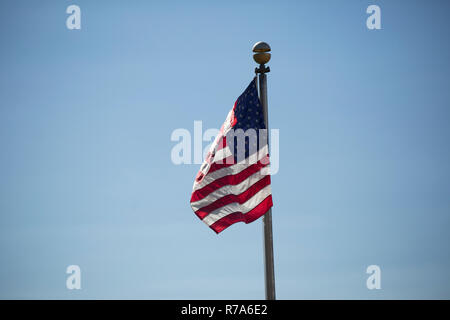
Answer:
253 41 276 300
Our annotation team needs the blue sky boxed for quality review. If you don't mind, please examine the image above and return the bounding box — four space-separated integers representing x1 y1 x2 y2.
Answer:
0 0 449 299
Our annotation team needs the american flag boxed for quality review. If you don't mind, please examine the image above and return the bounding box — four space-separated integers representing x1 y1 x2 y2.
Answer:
190 78 273 233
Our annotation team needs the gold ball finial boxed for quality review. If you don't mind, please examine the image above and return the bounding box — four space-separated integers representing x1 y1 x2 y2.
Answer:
252 41 271 65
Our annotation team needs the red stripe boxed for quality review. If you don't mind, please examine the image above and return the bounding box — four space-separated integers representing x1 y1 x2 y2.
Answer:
231 101 237 127
214 136 227 152
209 195 273 234
190 156 270 203
209 153 269 176
208 155 236 173
194 175 271 219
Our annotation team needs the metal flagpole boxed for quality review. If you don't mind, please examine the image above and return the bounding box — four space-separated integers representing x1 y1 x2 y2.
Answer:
252 41 276 300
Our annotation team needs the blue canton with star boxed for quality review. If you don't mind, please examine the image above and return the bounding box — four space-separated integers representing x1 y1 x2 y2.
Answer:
226 78 267 163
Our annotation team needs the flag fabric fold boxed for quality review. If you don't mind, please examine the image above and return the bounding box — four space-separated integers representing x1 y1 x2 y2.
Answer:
190 78 273 233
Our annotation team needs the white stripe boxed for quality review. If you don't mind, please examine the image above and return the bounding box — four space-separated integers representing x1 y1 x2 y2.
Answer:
202 184 272 226
213 146 233 163
197 146 233 176
191 167 268 212
193 144 269 191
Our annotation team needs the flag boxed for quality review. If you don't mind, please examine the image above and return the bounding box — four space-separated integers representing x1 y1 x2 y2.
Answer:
190 78 273 233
